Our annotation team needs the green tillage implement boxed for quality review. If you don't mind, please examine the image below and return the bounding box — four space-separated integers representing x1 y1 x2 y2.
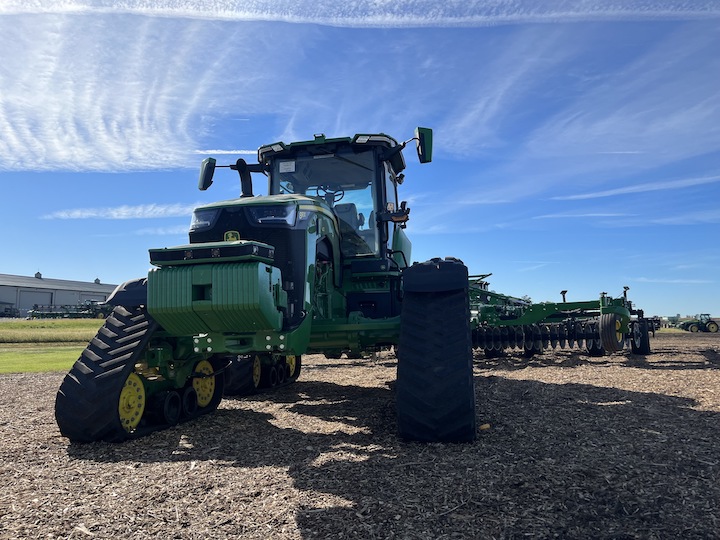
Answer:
468 276 650 357
54 128 653 445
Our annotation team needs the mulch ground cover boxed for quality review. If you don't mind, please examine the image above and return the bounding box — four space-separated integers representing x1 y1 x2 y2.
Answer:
1 331 718 539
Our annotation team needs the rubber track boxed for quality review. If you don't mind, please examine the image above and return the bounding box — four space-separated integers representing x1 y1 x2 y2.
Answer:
397 288 476 443
55 306 159 443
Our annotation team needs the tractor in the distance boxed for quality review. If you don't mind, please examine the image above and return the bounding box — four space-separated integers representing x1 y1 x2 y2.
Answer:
679 314 719 333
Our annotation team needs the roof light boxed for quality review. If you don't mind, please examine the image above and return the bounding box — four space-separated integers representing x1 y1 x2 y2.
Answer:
352 134 397 146
258 141 287 162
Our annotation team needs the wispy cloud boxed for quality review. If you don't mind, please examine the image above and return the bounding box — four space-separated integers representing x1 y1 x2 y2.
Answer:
551 175 720 201
631 277 714 285
42 203 198 219
517 263 552 272
133 224 190 235
2 1 717 27
1 1 718 181
534 213 635 219
651 209 720 225
194 149 256 155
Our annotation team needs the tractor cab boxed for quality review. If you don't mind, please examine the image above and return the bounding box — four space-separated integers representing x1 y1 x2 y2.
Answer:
191 129 433 327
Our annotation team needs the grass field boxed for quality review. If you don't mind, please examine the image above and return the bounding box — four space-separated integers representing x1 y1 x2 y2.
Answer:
0 319 690 375
0 319 103 374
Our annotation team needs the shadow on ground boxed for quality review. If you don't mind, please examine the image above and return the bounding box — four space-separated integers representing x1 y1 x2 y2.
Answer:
67 371 720 539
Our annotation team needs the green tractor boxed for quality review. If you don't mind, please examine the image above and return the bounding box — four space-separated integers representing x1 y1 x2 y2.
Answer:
55 128 477 443
55 127 651 445
679 314 719 333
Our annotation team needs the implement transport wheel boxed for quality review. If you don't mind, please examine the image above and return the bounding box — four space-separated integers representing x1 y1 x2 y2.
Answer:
192 358 224 412
397 258 476 443
630 320 652 355
706 321 719 333
55 306 159 442
599 313 624 353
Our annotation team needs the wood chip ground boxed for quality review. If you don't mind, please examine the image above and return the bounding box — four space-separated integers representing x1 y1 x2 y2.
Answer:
1 332 719 539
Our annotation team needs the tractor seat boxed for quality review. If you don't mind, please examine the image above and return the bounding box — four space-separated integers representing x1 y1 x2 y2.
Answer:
334 203 360 230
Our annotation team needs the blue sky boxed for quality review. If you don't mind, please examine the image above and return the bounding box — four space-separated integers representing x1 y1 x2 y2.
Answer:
1 1 718 317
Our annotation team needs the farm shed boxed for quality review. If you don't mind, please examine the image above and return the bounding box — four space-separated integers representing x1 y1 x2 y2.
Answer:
0 272 116 316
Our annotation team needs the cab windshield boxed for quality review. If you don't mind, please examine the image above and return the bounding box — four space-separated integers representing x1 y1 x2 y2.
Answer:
269 148 378 257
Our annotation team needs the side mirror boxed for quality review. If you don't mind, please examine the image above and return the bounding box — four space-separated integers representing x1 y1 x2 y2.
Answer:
198 157 216 191
415 127 433 163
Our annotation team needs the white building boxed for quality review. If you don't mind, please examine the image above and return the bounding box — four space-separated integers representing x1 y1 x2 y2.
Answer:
0 272 117 316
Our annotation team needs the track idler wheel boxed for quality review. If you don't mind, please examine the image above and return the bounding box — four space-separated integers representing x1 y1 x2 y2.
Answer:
148 391 181 426
181 387 198 418
276 360 287 385
261 362 281 388
286 355 301 381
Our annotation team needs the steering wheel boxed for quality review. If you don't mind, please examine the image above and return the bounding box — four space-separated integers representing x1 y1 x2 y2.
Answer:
315 185 345 203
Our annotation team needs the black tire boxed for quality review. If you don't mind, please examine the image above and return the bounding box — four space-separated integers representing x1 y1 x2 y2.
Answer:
630 320 652 355
688 323 699 333
397 258 476 443
599 313 624 353
705 321 719 333
55 306 159 443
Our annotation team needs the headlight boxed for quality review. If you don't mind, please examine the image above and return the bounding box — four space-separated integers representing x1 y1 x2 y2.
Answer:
189 208 220 232
248 205 297 226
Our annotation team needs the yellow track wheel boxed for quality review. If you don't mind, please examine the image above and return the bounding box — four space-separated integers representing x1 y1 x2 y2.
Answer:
118 372 146 433
286 355 296 377
192 359 216 408
252 355 262 389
